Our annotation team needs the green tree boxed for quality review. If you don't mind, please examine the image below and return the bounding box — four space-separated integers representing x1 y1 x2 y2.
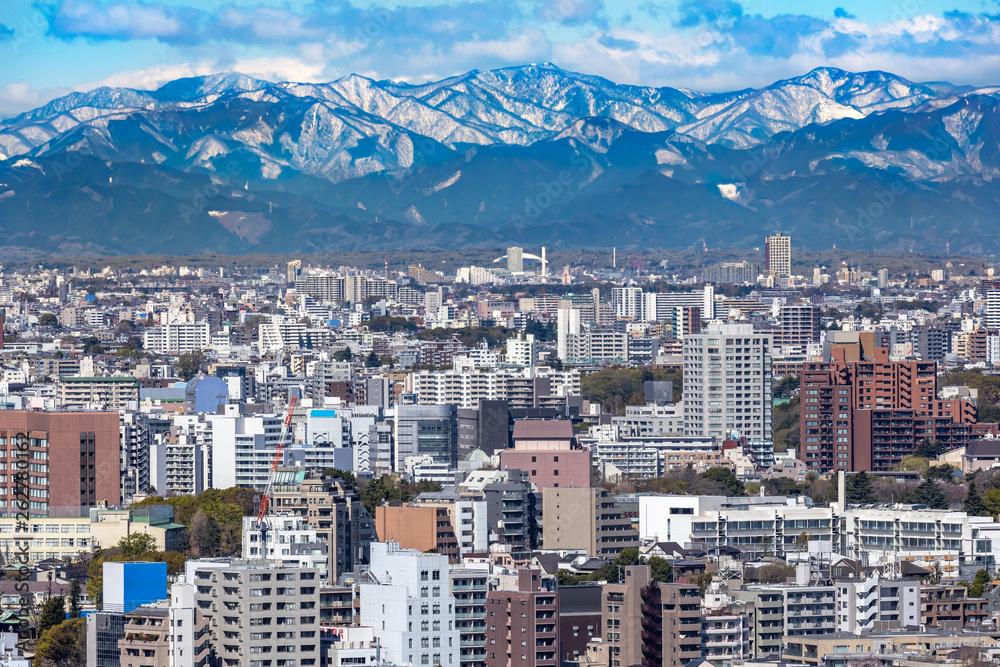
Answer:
985 487 1000 517
322 468 357 487
773 374 800 399
39 313 59 328
969 568 990 597
38 596 66 637
925 463 958 483
902 479 949 509
846 471 876 505
896 455 929 473
118 532 157 559
965 479 990 517
365 351 382 368
333 348 353 362
616 548 640 567
914 439 946 459
32 617 86 667
699 467 746 496
175 350 206 381
648 556 672 582
68 580 81 619
693 572 713 595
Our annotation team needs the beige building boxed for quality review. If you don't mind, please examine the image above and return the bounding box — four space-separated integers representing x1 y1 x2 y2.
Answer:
0 506 183 564
541 487 638 558
783 628 994 666
119 604 171 667
58 376 139 409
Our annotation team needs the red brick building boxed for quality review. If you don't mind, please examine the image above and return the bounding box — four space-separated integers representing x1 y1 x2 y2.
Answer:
0 411 120 516
485 569 558 667
800 345 974 472
498 420 590 490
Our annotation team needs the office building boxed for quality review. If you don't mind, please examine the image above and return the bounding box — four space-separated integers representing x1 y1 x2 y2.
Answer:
683 323 773 441
395 404 458 470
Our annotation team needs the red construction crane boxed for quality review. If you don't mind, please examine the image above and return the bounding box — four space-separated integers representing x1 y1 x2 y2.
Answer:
983 264 999 290
254 396 297 558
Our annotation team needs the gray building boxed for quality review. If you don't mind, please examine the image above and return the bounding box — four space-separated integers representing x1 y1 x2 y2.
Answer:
457 399 511 456
186 558 321 667
683 323 773 441
395 404 458 469
451 567 489 667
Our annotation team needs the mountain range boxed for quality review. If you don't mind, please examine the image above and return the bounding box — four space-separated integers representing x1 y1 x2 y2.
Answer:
2 64 1000 257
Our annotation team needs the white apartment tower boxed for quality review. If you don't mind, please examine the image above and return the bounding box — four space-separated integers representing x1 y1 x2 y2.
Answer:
683 323 773 441
360 542 460 667
557 307 581 360
765 232 791 280
507 247 524 274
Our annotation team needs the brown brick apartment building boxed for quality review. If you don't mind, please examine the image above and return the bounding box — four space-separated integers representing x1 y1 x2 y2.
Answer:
485 569 559 667
0 411 120 516
800 341 974 472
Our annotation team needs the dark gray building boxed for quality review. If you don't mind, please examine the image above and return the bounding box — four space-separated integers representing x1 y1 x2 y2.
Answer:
396 404 459 468
913 326 951 361
457 399 511 456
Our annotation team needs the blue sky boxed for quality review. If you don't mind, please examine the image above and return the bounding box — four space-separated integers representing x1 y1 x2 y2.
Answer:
2 0 1000 117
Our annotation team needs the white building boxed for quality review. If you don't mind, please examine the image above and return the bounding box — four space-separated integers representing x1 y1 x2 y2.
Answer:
505 333 538 367
143 322 210 355
835 572 920 633
556 307 580 361
683 323 773 441
241 514 329 582
208 413 284 489
168 578 208 667
360 542 460 667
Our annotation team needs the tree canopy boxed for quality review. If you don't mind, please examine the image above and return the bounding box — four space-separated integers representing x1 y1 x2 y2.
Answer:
33 618 86 667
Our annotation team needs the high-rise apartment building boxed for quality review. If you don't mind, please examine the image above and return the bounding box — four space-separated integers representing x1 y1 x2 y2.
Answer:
485 569 559 667
765 232 791 279
359 542 459 667
602 566 701 667
507 247 524 274
186 558 321 667
683 323 773 441
774 305 821 348
0 410 120 516
557 307 580 360
800 340 975 471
